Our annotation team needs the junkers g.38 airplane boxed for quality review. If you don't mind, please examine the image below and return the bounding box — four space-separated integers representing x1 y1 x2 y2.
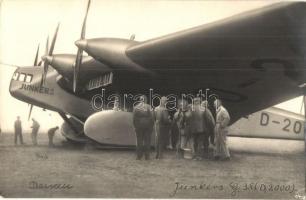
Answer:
8 1 306 146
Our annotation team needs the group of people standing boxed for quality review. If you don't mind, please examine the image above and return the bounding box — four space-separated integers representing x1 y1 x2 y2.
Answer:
133 96 231 161
14 116 59 147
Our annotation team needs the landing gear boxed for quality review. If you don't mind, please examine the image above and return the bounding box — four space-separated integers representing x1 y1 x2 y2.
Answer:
58 112 89 145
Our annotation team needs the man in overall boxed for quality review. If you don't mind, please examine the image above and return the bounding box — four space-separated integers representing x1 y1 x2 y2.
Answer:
48 126 59 147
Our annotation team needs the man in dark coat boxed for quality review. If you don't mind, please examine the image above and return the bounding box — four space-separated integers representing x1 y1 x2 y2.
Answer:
190 97 205 160
201 100 215 155
133 95 154 160
173 99 188 157
154 96 172 159
14 116 24 145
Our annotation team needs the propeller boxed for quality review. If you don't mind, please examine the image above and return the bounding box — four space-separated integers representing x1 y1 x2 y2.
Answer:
28 44 40 121
28 104 34 121
300 95 305 115
30 22 59 118
40 36 49 86
0 62 20 68
73 0 91 93
304 96 306 117
40 23 60 86
34 44 40 66
130 34 135 41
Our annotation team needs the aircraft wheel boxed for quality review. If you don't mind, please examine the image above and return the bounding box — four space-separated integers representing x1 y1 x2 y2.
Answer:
63 137 86 147
83 140 96 151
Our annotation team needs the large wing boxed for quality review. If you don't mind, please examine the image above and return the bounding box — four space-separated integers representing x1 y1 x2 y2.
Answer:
126 2 306 123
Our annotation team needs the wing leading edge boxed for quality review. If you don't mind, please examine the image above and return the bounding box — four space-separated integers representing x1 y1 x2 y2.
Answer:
125 2 306 123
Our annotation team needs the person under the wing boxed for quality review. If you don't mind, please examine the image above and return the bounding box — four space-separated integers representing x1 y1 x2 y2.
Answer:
213 99 231 161
133 95 154 160
154 96 172 159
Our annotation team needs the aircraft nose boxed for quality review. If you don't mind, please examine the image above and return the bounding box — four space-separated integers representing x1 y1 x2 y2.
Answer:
41 55 53 64
75 39 88 49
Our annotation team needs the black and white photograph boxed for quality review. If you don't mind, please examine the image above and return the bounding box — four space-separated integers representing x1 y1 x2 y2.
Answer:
0 0 305 198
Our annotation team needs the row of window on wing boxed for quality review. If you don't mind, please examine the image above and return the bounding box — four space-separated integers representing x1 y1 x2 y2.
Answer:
86 72 113 90
12 72 33 83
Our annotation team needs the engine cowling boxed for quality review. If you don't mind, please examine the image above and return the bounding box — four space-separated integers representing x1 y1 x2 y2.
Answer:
45 54 111 83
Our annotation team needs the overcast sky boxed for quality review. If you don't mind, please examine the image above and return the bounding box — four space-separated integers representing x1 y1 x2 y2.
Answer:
0 0 304 132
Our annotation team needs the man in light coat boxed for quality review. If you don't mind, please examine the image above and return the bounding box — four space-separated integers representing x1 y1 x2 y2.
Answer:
213 99 231 160
31 118 40 146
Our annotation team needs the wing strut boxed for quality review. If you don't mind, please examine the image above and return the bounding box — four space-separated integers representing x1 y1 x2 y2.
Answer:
58 112 80 135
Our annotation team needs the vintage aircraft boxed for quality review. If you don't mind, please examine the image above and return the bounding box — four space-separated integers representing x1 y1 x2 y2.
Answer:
228 106 304 140
8 1 306 146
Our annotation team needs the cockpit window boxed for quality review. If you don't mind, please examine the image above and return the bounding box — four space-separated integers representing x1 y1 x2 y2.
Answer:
25 74 33 83
12 72 19 80
19 73 26 82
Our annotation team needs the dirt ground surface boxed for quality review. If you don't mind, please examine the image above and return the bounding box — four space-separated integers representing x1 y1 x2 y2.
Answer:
0 131 305 199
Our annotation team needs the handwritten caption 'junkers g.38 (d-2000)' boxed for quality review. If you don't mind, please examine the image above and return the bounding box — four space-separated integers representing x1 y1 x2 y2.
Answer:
170 182 297 197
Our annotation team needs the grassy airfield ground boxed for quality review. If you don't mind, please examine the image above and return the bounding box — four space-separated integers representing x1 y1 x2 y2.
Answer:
0 131 304 199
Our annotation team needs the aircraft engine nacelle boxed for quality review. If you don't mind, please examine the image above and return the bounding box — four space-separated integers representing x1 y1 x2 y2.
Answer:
75 38 150 74
45 54 111 83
